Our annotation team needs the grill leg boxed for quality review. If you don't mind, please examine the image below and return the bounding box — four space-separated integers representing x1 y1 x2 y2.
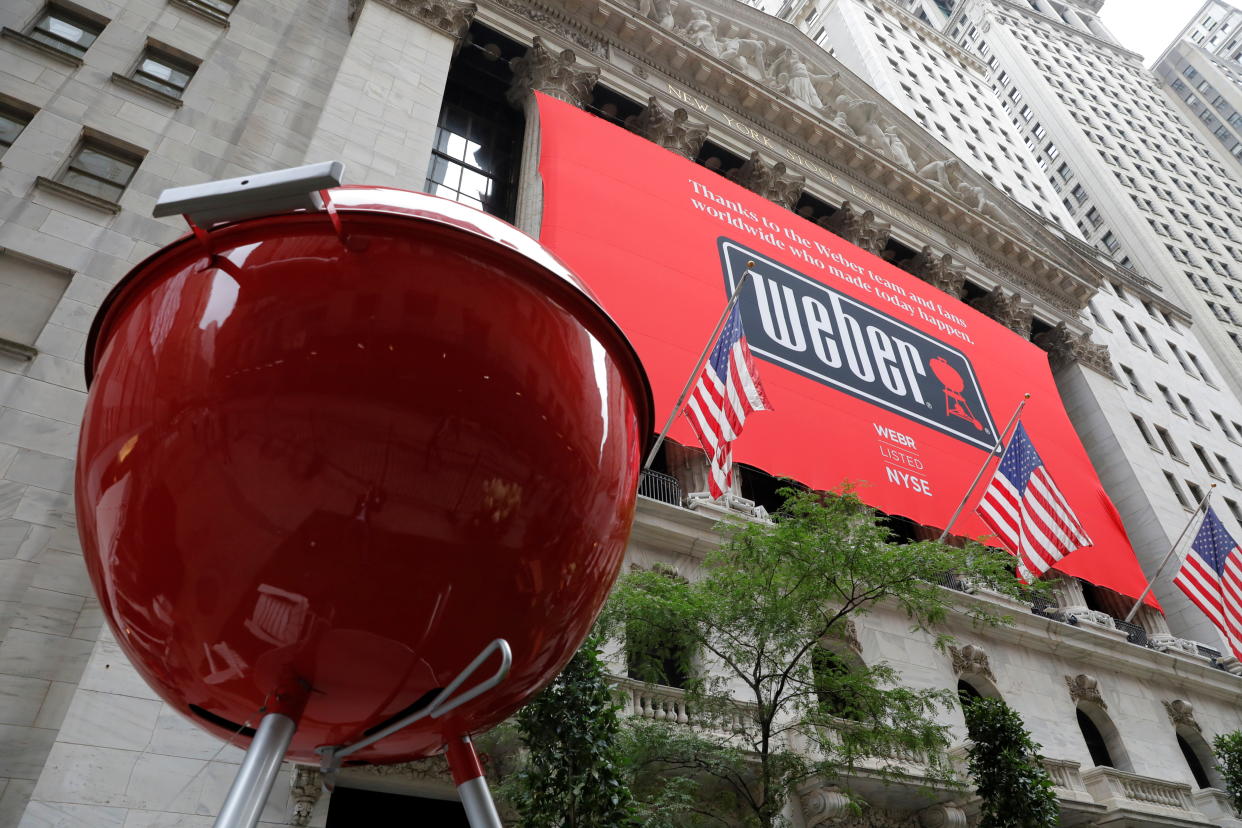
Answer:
446 735 502 828
213 713 297 828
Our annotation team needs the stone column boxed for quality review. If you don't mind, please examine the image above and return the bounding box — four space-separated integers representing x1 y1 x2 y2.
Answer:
304 0 476 184
1059 6 1092 33
1084 14 1118 44
1032 0 1059 19
506 37 599 236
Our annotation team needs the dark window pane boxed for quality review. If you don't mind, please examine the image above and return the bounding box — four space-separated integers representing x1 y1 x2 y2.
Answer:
30 10 100 55
70 146 136 185
0 111 30 148
60 170 123 201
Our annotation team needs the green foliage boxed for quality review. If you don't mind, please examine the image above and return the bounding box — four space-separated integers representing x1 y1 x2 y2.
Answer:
509 635 636 827
1212 730 1242 813
600 487 1036 827
961 696 1058 828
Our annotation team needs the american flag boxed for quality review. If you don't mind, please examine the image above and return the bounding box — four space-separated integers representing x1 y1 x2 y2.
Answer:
976 422 1092 582
684 304 770 498
1173 506 1242 661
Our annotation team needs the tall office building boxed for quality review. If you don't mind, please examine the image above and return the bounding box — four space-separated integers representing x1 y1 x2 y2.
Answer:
1153 0 1242 173
3 0 1242 824
776 0 1242 659
941 0 1242 404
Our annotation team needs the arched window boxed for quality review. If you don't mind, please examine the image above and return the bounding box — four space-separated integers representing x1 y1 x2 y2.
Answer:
1175 728 1222 789
1077 709 1113 767
957 679 984 704
812 647 858 720
1178 734 1211 789
1076 706 1131 771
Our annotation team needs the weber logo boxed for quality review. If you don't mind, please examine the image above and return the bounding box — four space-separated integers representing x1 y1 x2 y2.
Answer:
720 239 997 450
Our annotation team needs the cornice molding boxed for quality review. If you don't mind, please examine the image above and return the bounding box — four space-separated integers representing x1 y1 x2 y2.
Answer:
350 0 476 38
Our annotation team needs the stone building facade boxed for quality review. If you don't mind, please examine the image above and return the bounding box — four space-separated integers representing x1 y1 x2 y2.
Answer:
0 0 1241 825
1153 0 1242 175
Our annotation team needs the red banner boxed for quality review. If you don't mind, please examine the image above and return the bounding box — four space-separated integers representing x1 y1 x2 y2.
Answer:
535 92 1155 606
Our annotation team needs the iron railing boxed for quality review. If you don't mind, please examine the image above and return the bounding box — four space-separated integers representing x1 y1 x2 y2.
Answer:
1112 618 1148 647
638 468 682 507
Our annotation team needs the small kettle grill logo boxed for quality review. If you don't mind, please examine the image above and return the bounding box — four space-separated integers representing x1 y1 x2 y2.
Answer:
928 357 984 432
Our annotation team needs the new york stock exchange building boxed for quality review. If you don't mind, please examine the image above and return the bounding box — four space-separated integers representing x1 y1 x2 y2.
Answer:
2 0 1242 824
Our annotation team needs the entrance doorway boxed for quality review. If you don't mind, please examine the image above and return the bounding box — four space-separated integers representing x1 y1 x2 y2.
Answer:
325 786 470 825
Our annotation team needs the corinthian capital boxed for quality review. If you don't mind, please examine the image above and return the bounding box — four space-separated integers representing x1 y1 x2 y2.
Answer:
507 36 599 109
350 0 476 39
625 97 708 160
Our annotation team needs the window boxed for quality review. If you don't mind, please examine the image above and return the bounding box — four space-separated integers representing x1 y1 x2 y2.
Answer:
1166 471 1192 508
0 251 72 350
1179 394 1204 426
1120 365 1146 396
1188 353 1214 384
0 101 33 157
26 4 103 58
57 136 142 202
1132 414 1157 449
1193 444 1220 477
1218 454 1241 486
1155 424 1183 459
425 26 524 221
128 46 197 99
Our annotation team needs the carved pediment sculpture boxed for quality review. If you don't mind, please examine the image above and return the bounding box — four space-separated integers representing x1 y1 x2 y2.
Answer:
956 182 1006 224
729 151 805 209
918 158 964 192
507 36 599 109
969 286 1032 339
902 245 965 298
1163 699 1201 732
1065 673 1106 709
772 48 823 110
680 6 720 55
1033 322 1116 379
820 200 891 255
625 96 709 159
718 35 771 82
949 643 996 682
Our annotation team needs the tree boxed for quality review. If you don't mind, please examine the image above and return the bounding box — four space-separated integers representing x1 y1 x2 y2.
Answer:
1212 730 1242 814
602 487 1036 827
507 634 636 827
961 696 1059 828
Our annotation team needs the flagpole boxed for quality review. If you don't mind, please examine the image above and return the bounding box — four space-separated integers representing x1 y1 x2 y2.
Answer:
643 264 754 470
1121 484 1215 624
936 393 1030 543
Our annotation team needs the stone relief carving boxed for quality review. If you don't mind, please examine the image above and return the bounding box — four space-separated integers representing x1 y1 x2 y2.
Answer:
625 96 708 159
1163 699 1201 732
1065 673 1106 709
1033 322 1116 379
350 0 476 38
680 7 720 55
507 36 599 108
634 0 675 28
918 803 967 828
801 786 852 826
955 182 1006 223
918 158 964 192
820 201 890 255
901 245 965 297
729 151 805 209
289 765 322 827
493 0 609 57
948 643 995 683
969 286 1032 339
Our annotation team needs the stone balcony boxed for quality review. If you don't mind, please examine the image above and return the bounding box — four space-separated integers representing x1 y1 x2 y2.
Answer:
1077 766 1219 827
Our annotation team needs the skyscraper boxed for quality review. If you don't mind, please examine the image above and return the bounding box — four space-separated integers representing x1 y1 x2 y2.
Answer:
1153 0 1242 173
